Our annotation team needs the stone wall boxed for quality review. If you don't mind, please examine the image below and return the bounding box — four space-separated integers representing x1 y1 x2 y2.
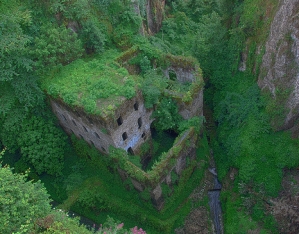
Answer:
51 99 114 154
50 91 153 154
163 67 196 83
178 89 203 119
117 127 199 210
163 61 204 119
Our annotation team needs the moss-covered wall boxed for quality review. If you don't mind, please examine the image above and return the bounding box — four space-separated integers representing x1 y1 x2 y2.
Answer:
162 55 204 119
115 127 199 209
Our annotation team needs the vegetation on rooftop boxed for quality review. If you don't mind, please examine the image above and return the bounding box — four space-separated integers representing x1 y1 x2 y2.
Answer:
42 50 137 116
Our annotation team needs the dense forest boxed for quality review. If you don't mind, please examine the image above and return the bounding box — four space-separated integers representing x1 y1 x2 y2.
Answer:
1 0 299 233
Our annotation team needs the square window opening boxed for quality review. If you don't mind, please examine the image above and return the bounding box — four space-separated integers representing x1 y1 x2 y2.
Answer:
134 102 139 111
138 117 142 129
127 147 134 155
117 116 123 126
122 132 128 141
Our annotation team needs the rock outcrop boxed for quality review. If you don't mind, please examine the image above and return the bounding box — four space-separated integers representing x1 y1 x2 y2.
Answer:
258 0 299 130
131 0 165 35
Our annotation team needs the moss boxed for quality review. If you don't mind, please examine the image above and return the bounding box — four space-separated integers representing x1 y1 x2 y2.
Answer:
41 50 138 117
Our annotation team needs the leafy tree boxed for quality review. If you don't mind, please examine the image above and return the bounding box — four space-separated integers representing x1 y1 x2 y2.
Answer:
32 24 84 72
153 97 182 131
141 70 168 108
0 164 52 233
0 1 32 82
80 18 107 54
0 0 44 151
17 116 66 175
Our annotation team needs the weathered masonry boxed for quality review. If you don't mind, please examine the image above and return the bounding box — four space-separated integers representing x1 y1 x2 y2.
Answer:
45 48 204 210
51 91 152 155
116 127 199 210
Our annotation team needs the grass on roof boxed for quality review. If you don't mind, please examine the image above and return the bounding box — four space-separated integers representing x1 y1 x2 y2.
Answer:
41 50 139 117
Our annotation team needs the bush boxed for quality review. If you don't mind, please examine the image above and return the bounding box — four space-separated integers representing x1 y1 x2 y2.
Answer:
17 116 66 175
32 25 84 72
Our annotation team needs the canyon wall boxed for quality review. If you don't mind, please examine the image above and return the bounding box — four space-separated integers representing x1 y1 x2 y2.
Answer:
258 0 299 130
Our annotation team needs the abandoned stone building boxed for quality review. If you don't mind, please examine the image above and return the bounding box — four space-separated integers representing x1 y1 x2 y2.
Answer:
51 90 153 155
46 50 204 209
48 51 203 156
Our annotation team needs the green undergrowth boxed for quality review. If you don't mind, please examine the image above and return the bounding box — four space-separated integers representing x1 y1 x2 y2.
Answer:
38 132 209 233
144 129 177 171
41 50 137 116
221 180 279 233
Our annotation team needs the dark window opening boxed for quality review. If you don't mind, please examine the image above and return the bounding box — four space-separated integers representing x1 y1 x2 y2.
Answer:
94 132 100 139
122 132 128 141
134 102 139 111
117 116 123 126
72 120 77 126
101 147 106 152
141 132 145 138
83 125 88 132
169 70 177 81
127 147 134 155
138 117 142 129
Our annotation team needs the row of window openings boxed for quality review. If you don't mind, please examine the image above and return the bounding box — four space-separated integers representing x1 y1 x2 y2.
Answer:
117 117 142 129
122 131 146 141
64 115 101 138
62 114 142 135
72 130 106 152
62 112 145 144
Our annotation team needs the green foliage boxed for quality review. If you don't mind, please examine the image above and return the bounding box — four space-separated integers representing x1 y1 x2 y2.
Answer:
49 0 90 21
32 25 84 71
178 116 204 133
139 188 151 201
0 1 44 144
17 116 66 175
141 70 168 108
128 155 142 168
41 212 93 234
153 97 182 131
192 11 226 75
221 192 265 234
161 183 172 197
42 51 137 115
0 1 32 82
0 166 52 234
80 18 107 54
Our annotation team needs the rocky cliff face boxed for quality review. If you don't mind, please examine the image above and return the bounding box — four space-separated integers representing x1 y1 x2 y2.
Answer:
258 0 299 130
131 0 165 35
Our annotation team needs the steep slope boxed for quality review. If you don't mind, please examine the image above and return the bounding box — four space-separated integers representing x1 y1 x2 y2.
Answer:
258 0 299 130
